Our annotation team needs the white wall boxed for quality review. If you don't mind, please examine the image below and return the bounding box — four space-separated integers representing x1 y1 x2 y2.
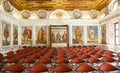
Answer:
100 9 120 53
20 19 100 47
0 10 101 54
0 11 19 54
2 8 120 53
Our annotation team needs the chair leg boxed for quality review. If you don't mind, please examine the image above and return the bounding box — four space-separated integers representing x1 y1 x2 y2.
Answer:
116 70 120 73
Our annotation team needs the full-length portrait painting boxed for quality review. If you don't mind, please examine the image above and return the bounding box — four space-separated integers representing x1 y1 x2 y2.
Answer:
87 26 98 44
72 26 84 44
101 25 106 44
13 25 18 45
36 26 47 44
21 26 32 44
2 21 11 46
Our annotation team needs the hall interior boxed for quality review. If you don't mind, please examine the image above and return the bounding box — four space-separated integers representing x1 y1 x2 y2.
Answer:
0 0 120 73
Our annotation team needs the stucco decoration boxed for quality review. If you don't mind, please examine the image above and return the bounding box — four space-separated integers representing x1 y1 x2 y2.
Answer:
73 9 82 19
3 0 13 12
37 10 47 19
89 10 98 19
21 10 30 19
49 9 70 19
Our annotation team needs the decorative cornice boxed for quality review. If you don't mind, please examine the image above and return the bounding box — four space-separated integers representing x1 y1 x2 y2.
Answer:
99 9 120 23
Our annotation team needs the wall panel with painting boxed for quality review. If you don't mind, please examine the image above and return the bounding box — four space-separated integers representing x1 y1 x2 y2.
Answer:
0 11 20 53
101 24 106 44
50 25 69 48
35 26 47 45
13 24 18 45
2 21 11 46
87 26 98 44
72 26 84 44
21 26 32 45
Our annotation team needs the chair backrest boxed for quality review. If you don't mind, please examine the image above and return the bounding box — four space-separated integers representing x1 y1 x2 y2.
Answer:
77 62 96 72
100 62 119 72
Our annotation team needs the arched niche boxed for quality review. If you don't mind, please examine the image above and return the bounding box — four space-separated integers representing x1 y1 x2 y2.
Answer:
49 9 71 19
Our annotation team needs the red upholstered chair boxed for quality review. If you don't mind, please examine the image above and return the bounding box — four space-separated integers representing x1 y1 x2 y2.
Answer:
72 57 85 64
46 54 54 59
71 57 85 72
4 56 20 70
82 53 91 58
97 50 105 55
81 53 91 61
0 53 3 58
68 54 77 59
16 50 22 55
88 56 100 63
23 57 35 64
88 56 102 71
77 51 84 55
38 51 45 56
103 56 116 63
30 63 48 73
22 57 35 70
54 63 72 73
0 53 4 72
0 65 3 71
39 57 52 64
6 51 14 56
30 54 40 60
56 57 69 64
93 53 103 58
0 53 3 63
106 50 114 54
105 53 115 57
5 63 25 73
17 53 27 59
77 62 96 72
94 48 100 52
0 58 2 64
5 51 15 59
100 62 119 73
39 57 52 72
74 48 80 53
56 55 66 59
26 51 34 56
117 52 120 58
117 52 120 67
67 52 76 62
88 51 95 55
5 57 19 63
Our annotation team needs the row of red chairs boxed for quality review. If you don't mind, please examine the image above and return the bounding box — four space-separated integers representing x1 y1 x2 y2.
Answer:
0 47 120 73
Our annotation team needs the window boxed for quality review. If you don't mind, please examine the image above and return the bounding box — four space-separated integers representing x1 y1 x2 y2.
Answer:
113 0 118 11
108 0 119 13
115 22 119 45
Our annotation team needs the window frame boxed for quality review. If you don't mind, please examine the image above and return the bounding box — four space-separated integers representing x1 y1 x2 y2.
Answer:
112 0 118 11
114 22 119 45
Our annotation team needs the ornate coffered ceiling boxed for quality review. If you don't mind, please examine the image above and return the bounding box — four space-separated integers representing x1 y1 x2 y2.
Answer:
8 0 111 11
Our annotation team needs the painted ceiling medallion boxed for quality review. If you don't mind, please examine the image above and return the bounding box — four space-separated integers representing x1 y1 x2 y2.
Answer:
37 10 47 19
89 10 98 19
21 10 30 19
3 0 13 12
73 10 81 19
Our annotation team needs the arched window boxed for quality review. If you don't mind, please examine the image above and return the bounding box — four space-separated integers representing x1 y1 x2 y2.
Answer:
108 0 119 12
113 0 118 11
